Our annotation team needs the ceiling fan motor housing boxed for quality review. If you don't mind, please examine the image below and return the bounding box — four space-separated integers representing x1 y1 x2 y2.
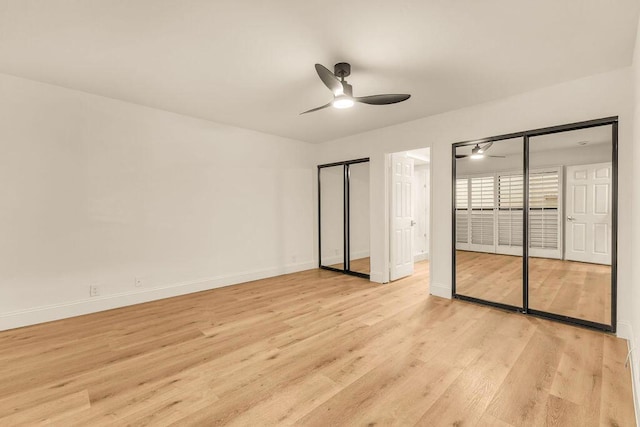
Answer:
334 62 351 79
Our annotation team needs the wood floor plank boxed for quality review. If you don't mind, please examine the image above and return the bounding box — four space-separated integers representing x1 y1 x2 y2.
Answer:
0 260 633 426
549 324 603 426
485 328 564 426
296 356 430 426
600 335 636 427
0 389 90 425
414 321 532 426
545 394 582 427
224 374 340 426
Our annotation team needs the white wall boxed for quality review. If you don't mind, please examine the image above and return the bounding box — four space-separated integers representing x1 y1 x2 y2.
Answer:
629 17 640 423
0 73 317 330
316 67 634 332
413 164 430 260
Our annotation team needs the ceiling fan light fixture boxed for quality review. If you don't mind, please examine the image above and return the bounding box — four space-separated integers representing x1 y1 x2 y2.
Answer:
300 63 411 114
470 153 484 160
333 95 354 109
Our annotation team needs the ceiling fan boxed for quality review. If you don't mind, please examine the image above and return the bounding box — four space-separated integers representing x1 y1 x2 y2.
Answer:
455 142 505 160
300 63 411 114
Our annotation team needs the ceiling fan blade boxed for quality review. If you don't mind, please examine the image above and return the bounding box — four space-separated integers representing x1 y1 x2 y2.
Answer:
300 101 332 115
487 155 505 158
481 141 493 152
315 64 343 94
355 94 410 105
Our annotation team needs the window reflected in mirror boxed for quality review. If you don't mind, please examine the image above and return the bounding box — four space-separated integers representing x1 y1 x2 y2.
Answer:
454 137 524 308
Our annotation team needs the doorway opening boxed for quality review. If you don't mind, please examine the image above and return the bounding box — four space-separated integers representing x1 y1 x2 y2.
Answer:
388 148 431 282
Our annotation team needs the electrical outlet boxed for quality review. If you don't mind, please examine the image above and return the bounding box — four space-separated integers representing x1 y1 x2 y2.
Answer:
134 277 144 288
89 285 100 297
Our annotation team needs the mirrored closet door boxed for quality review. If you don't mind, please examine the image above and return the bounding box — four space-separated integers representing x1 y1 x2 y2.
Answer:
452 118 617 332
527 124 615 328
454 137 524 310
319 164 344 269
348 161 371 276
318 158 370 279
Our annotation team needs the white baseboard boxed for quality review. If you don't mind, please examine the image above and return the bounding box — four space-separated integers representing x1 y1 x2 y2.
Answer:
618 320 633 341
619 320 640 427
414 253 429 262
430 283 451 299
0 260 316 332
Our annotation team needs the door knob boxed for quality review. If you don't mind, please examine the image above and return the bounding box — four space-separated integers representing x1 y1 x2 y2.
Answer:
411 220 416 226
567 216 575 221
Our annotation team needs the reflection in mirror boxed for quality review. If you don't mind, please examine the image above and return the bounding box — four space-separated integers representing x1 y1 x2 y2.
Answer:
455 137 524 307
528 125 612 325
320 165 344 269
349 162 370 275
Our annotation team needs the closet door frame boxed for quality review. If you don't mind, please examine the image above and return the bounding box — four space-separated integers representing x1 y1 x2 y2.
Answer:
451 116 618 333
318 158 370 279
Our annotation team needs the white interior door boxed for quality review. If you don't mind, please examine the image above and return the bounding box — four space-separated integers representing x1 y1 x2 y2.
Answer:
565 163 612 265
390 154 414 280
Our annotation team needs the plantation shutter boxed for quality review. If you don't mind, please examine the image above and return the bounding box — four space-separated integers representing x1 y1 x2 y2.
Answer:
470 176 494 248
455 179 469 246
496 174 523 254
529 170 561 258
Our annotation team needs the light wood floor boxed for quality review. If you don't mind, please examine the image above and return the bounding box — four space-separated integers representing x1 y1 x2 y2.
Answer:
0 261 634 426
456 251 612 325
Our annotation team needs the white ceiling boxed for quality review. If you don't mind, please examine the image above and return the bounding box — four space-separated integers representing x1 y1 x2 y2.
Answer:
0 1 637 143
